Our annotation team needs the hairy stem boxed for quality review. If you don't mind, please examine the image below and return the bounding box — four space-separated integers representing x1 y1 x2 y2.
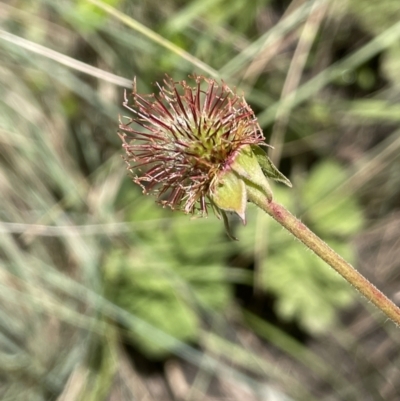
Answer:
247 185 400 327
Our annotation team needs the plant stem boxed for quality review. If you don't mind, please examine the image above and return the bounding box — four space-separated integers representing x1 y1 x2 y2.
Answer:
247 186 400 327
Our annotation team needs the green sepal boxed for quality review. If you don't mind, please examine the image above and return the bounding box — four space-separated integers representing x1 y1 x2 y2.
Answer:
251 145 292 188
221 209 238 241
209 198 239 241
210 169 247 223
231 145 274 201
209 145 291 240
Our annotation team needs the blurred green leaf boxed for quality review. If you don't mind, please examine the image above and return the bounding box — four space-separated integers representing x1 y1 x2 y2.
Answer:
302 161 364 236
104 207 232 357
264 241 355 333
105 249 199 357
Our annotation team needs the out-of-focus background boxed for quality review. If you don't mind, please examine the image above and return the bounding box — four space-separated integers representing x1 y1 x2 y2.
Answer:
1 0 400 400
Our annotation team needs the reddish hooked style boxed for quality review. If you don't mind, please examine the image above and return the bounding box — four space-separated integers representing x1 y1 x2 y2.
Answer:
119 75 266 216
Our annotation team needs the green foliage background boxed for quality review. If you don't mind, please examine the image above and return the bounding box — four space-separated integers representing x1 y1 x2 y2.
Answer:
1 0 400 400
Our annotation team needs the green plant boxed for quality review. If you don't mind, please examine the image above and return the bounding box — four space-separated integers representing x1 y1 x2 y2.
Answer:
119 75 400 328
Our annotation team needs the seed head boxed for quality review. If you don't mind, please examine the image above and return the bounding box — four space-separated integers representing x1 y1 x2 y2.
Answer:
119 75 266 215
119 75 291 238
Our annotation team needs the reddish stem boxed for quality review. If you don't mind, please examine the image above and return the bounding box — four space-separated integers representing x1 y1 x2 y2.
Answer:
247 186 400 327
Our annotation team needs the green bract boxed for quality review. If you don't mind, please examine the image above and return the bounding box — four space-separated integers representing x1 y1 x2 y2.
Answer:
210 145 291 238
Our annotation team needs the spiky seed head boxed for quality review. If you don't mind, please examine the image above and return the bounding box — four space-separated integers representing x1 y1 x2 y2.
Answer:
119 75 266 216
